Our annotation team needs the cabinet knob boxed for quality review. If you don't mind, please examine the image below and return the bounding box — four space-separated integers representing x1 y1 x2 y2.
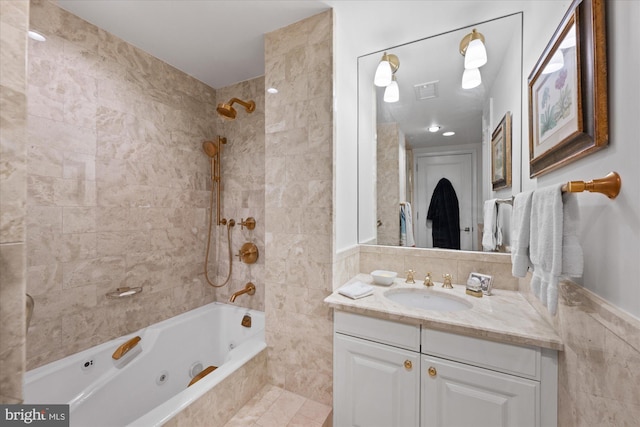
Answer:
428 366 437 377
404 360 412 370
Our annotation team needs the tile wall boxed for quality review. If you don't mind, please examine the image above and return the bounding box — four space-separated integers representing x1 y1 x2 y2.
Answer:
264 9 334 405
520 276 640 426
212 78 266 311
25 0 219 369
0 0 29 404
358 245 518 291
376 122 401 246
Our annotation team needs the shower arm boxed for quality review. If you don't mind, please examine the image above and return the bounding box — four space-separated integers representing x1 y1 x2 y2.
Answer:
227 98 254 112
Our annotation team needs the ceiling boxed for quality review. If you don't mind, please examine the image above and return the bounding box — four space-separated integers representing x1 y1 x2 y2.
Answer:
56 0 332 89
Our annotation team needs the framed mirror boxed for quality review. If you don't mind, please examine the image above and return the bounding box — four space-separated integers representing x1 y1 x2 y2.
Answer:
358 13 523 251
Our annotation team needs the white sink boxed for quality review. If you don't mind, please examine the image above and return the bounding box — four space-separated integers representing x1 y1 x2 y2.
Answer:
384 289 472 312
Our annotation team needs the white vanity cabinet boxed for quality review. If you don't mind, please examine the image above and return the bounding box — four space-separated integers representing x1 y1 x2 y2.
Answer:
333 311 558 427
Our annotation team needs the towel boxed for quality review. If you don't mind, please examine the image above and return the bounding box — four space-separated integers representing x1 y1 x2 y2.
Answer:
482 199 498 251
338 281 374 300
403 202 415 247
400 205 407 246
511 191 533 276
561 192 583 277
529 184 564 315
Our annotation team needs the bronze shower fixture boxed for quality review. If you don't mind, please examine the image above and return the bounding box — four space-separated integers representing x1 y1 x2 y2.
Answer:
216 97 256 120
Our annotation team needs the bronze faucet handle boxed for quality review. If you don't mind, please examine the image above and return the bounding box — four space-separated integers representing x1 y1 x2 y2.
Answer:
442 273 453 289
405 269 416 284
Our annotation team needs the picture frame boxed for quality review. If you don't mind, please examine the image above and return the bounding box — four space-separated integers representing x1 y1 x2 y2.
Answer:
491 112 512 190
468 272 493 296
528 0 608 177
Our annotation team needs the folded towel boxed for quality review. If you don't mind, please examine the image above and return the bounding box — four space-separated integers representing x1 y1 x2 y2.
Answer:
482 199 498 251
561 193 583 277
511 191 533 277
403 202 415 247
338 281 374 300
530 185 563 314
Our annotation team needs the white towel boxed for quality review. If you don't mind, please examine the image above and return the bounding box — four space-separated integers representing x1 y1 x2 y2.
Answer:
338 281 374 300
482 199 498 251
404 202 415 247
529 185 563 314
561 193 583 277
511 191 533 277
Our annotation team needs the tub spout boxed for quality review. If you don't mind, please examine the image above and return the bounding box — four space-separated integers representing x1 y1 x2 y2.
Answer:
229 282 256 302
112 336 141 360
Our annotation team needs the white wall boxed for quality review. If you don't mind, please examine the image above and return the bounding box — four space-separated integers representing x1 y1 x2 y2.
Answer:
331 1 640 317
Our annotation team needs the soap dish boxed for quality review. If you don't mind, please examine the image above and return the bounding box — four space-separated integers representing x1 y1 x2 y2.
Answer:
370 270 397 286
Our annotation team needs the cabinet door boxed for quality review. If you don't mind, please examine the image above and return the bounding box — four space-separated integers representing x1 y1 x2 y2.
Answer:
334 333 420 427
421 355 539 427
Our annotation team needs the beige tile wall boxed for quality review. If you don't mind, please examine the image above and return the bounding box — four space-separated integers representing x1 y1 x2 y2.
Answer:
25 0 220 369
520 276 640 426
358 245 518 290
212 78 266 311
376 122 401 246
0 0 29 403
264 9 334 405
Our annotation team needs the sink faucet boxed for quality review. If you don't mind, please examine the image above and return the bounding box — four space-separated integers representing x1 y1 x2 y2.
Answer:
229 282 256 302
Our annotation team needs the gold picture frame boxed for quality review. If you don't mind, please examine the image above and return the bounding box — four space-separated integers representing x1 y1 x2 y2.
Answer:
528 0 608 177
491 112 512 190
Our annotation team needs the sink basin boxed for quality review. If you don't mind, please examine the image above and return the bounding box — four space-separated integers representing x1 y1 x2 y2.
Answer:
384 289 472 312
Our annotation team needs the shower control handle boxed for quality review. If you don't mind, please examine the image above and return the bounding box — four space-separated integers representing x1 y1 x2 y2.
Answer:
240 217 256 230
236 242 258 264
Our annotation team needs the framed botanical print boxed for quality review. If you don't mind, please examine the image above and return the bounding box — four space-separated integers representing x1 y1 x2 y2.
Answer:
491 112 512 190
528 0 608 177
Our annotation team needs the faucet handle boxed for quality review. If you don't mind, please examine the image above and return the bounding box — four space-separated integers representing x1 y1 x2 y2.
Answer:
442 273 453 289
240 217 256 230
423 272 434 287
405 269 416 284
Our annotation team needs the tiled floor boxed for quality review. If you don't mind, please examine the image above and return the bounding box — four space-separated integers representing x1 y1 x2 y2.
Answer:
223 384 332 427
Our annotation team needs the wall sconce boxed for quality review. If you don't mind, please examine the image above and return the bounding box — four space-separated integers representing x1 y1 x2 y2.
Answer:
461 68 482 89
383 75 399 103
460 28 486 89
374 52 400 87
460 29 487 69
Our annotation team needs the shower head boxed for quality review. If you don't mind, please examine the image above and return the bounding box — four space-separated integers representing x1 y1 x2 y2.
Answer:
216 97 255 120
202 140 218 158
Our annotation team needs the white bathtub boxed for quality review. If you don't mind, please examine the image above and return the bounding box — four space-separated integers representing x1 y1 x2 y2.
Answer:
24 302 266 426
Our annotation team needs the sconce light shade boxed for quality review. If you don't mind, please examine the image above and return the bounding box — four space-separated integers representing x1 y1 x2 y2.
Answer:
383 76 400 103
542 50 565 75
460 29 487 69
374 52 400 87
461 68 482 89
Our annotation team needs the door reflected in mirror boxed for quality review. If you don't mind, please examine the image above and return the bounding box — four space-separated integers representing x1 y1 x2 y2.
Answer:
358 13 523 251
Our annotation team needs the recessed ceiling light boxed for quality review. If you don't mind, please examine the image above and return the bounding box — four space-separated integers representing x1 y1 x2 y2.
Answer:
428 125 440 133
28 30 46 42
443 131 455 136
267 87 278 94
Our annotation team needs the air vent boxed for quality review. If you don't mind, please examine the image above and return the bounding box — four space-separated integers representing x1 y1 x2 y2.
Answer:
414 81 439 100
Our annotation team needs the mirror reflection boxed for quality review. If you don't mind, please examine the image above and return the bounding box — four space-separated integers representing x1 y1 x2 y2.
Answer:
358 13 523 251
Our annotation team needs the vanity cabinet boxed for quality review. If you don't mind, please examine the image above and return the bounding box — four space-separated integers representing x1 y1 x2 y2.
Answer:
333 311 557 427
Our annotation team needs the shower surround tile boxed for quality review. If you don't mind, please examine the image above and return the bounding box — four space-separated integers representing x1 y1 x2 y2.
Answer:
24 0 221 369
0 0 29 404
265 9 334 406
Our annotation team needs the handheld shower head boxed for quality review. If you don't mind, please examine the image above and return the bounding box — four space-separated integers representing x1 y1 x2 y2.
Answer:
202 140 218 158
216 98 255 120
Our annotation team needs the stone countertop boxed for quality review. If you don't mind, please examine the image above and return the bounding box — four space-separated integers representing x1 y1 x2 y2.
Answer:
324 274 564 351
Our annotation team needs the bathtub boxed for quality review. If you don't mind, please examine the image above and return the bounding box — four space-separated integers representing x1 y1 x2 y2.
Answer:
24 302 266 426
